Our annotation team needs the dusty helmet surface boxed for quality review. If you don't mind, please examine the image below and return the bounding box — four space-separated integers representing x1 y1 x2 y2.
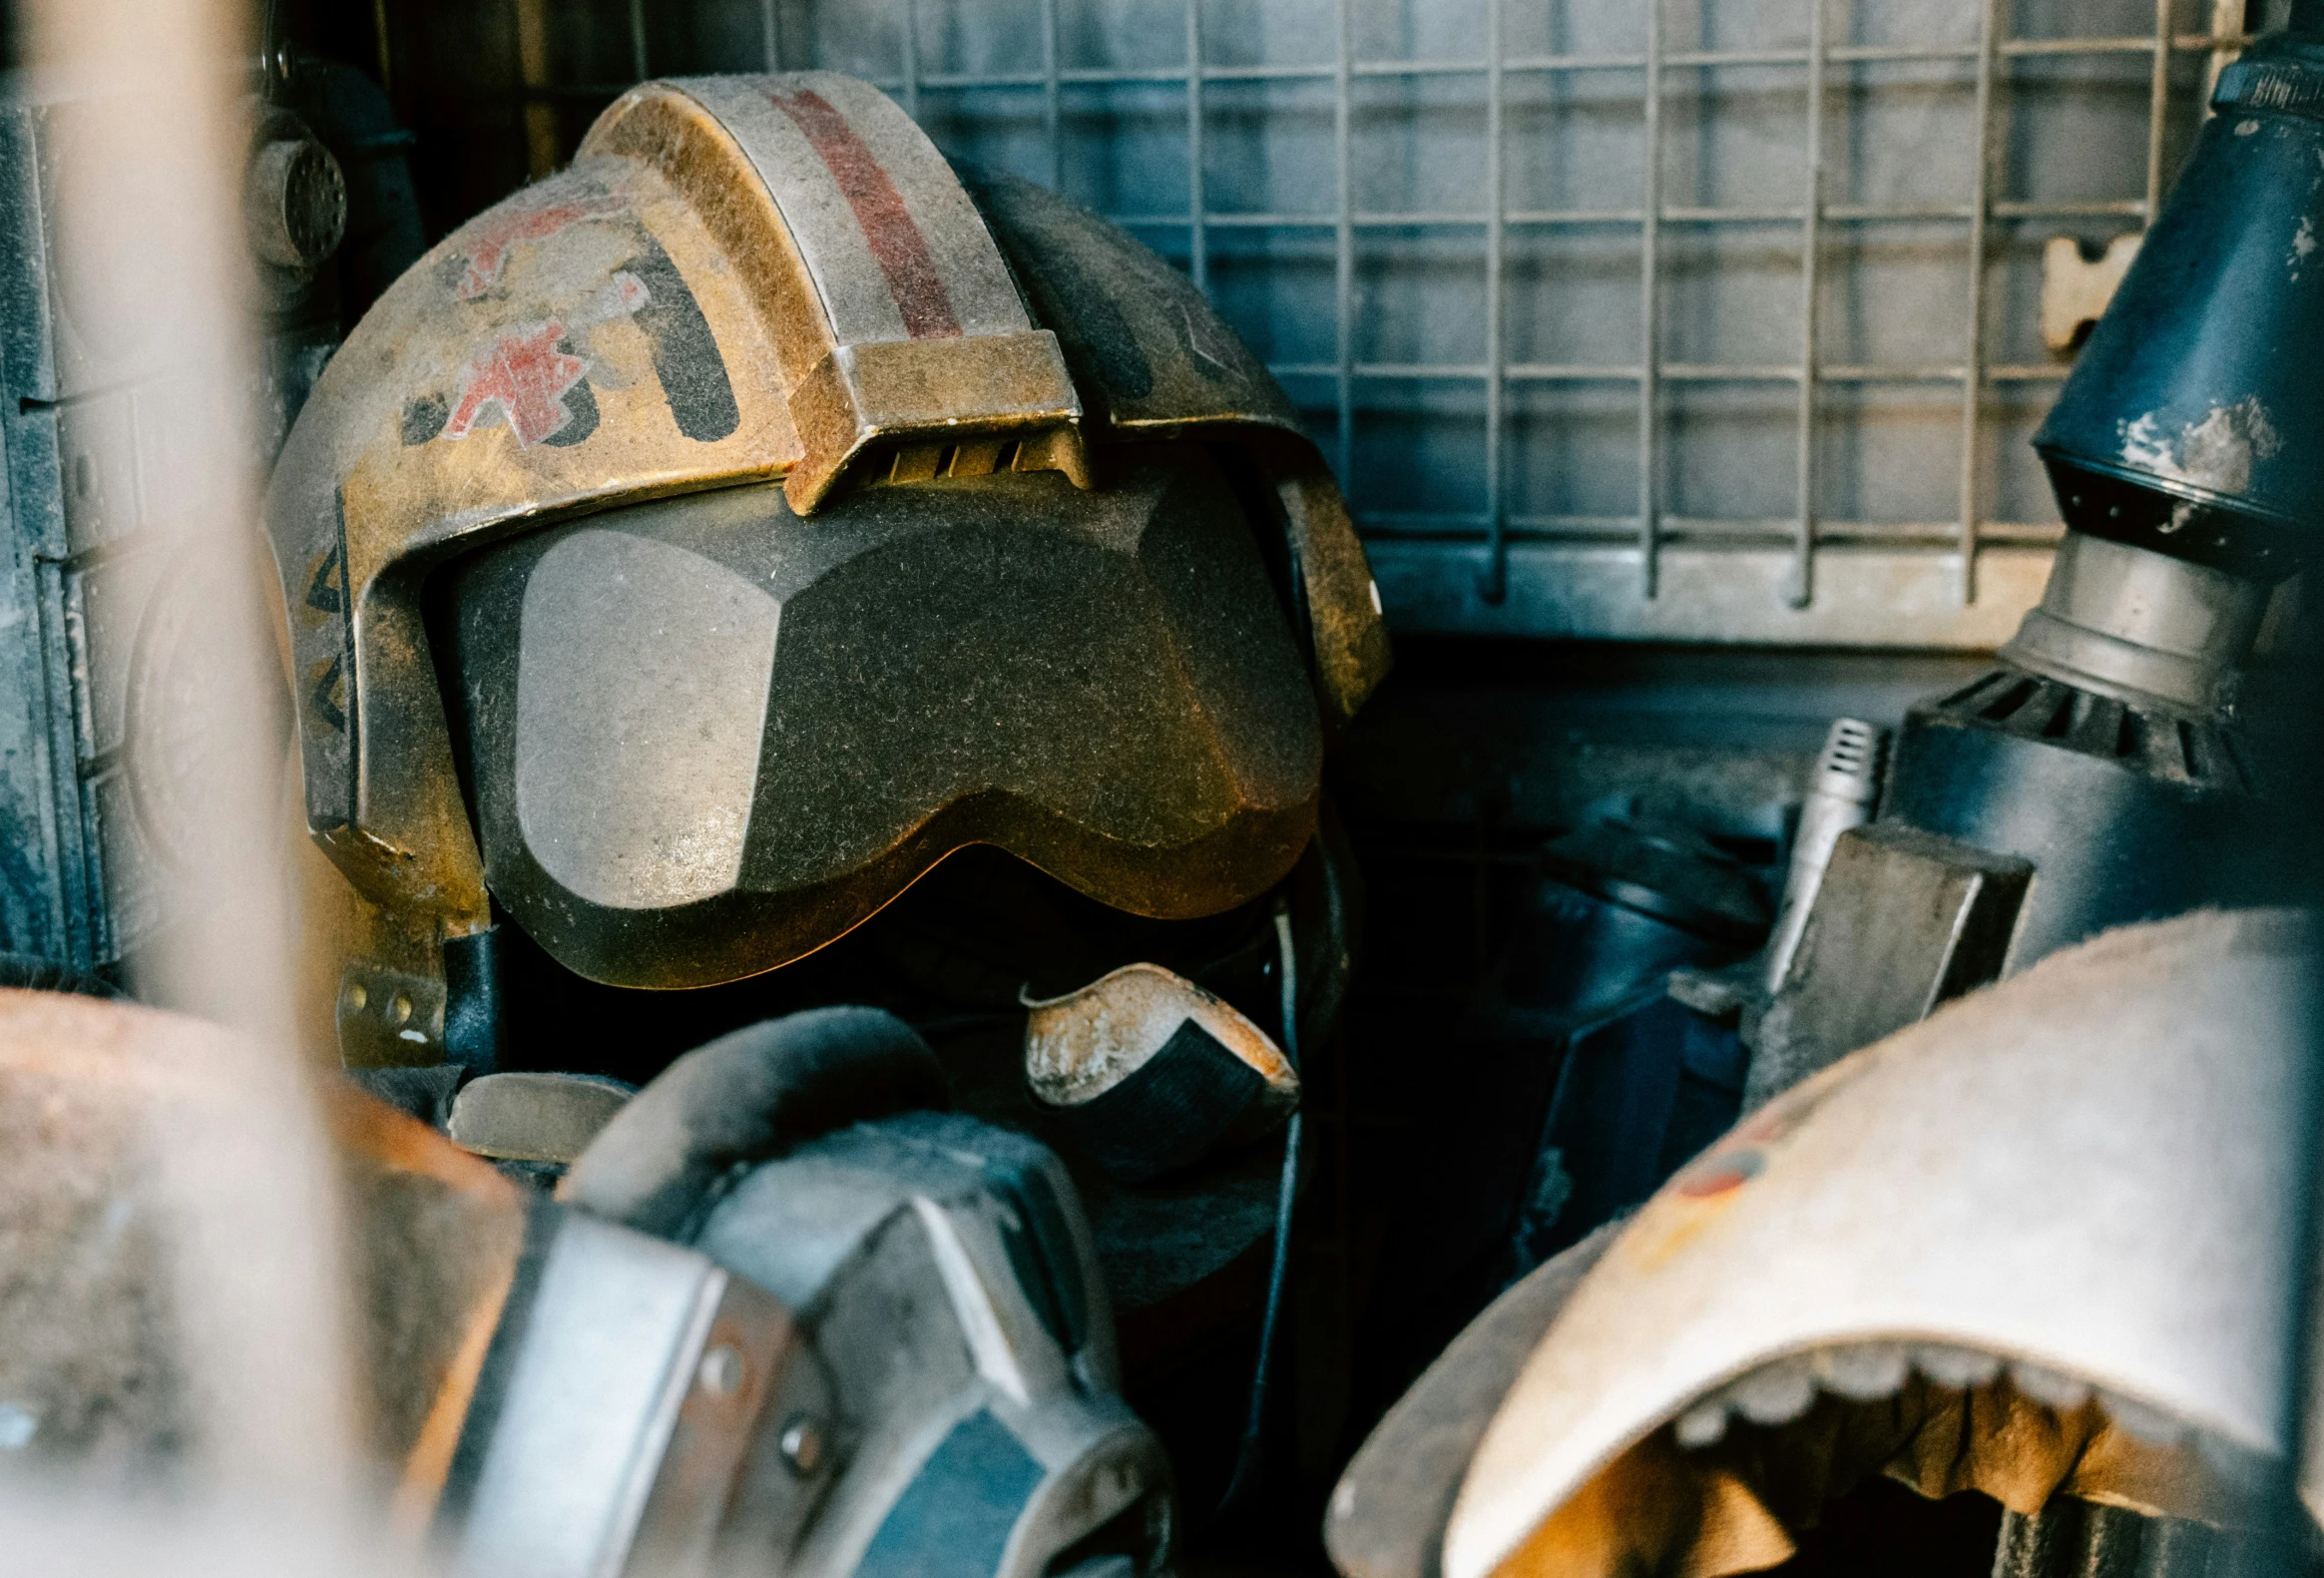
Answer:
266 71 1389 990
1327 908 2319 1578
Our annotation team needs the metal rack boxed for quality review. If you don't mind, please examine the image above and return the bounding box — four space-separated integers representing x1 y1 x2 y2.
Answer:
420 0 2258 646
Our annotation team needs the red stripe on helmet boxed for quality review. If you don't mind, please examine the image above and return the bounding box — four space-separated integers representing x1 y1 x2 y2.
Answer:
767 87 964 341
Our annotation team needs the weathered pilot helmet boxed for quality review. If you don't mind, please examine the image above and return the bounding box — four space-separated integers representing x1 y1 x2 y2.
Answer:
267 71 1388 1007
1327 908 2320 1578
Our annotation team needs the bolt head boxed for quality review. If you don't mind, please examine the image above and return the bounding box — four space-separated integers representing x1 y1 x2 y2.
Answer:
778 1414 824 1476
696 1343 742 1398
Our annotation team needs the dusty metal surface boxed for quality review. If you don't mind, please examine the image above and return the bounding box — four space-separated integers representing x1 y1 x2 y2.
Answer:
588 74 1089 513
1998 531 2273 719
0 37 388 986
1743 819 2031 1105
1994 1498 2242 1578
684 1109 1175 1578
958 160 1392 725
1441 907 2314 1578
454 1215 802 1578
1878 664 2271 978
2036 14 2324 550
445 1069 633 1163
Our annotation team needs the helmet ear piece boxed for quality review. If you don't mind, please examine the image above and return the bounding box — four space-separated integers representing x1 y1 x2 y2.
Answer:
953 158 1393 730
558 1006 947 1239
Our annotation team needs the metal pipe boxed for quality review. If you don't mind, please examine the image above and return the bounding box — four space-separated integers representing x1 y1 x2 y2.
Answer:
856 34 2275 92
2145 0 2173 223
1042 0 1062 190
1996 533 2270 719
1185 0 1206 292
1792 0 1829 609
1334 0 1354 486
1479 0 1508 604
1958 0 2005 606
1354 508 2061 549
1638 0 1664 600
1089 197 2147 229
1256 358 2074 382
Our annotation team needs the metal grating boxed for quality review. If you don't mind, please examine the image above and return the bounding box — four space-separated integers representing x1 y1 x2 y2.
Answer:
377 0 2276 645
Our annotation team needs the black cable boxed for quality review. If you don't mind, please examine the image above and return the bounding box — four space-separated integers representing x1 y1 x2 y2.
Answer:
1210 894 1302 1524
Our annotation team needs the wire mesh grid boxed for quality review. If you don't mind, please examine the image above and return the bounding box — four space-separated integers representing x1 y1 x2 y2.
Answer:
389 0 2273 645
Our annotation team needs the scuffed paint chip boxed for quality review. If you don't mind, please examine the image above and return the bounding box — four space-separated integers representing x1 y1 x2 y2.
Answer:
2119 396 2279 496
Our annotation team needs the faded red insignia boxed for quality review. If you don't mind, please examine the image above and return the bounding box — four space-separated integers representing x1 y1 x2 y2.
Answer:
444 321 589 447
455 188 630 299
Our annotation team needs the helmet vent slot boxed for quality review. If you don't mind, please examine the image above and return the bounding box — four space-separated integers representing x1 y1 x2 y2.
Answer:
1979 677 2039 723
1926 667 2250 795
880 435 1033 486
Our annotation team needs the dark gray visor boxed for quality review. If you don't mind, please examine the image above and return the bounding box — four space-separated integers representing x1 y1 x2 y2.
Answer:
437 449 1321 988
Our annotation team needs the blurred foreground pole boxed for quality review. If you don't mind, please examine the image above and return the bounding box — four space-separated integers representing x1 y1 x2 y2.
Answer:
2290 670 2324 1566
19 0 358 1515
